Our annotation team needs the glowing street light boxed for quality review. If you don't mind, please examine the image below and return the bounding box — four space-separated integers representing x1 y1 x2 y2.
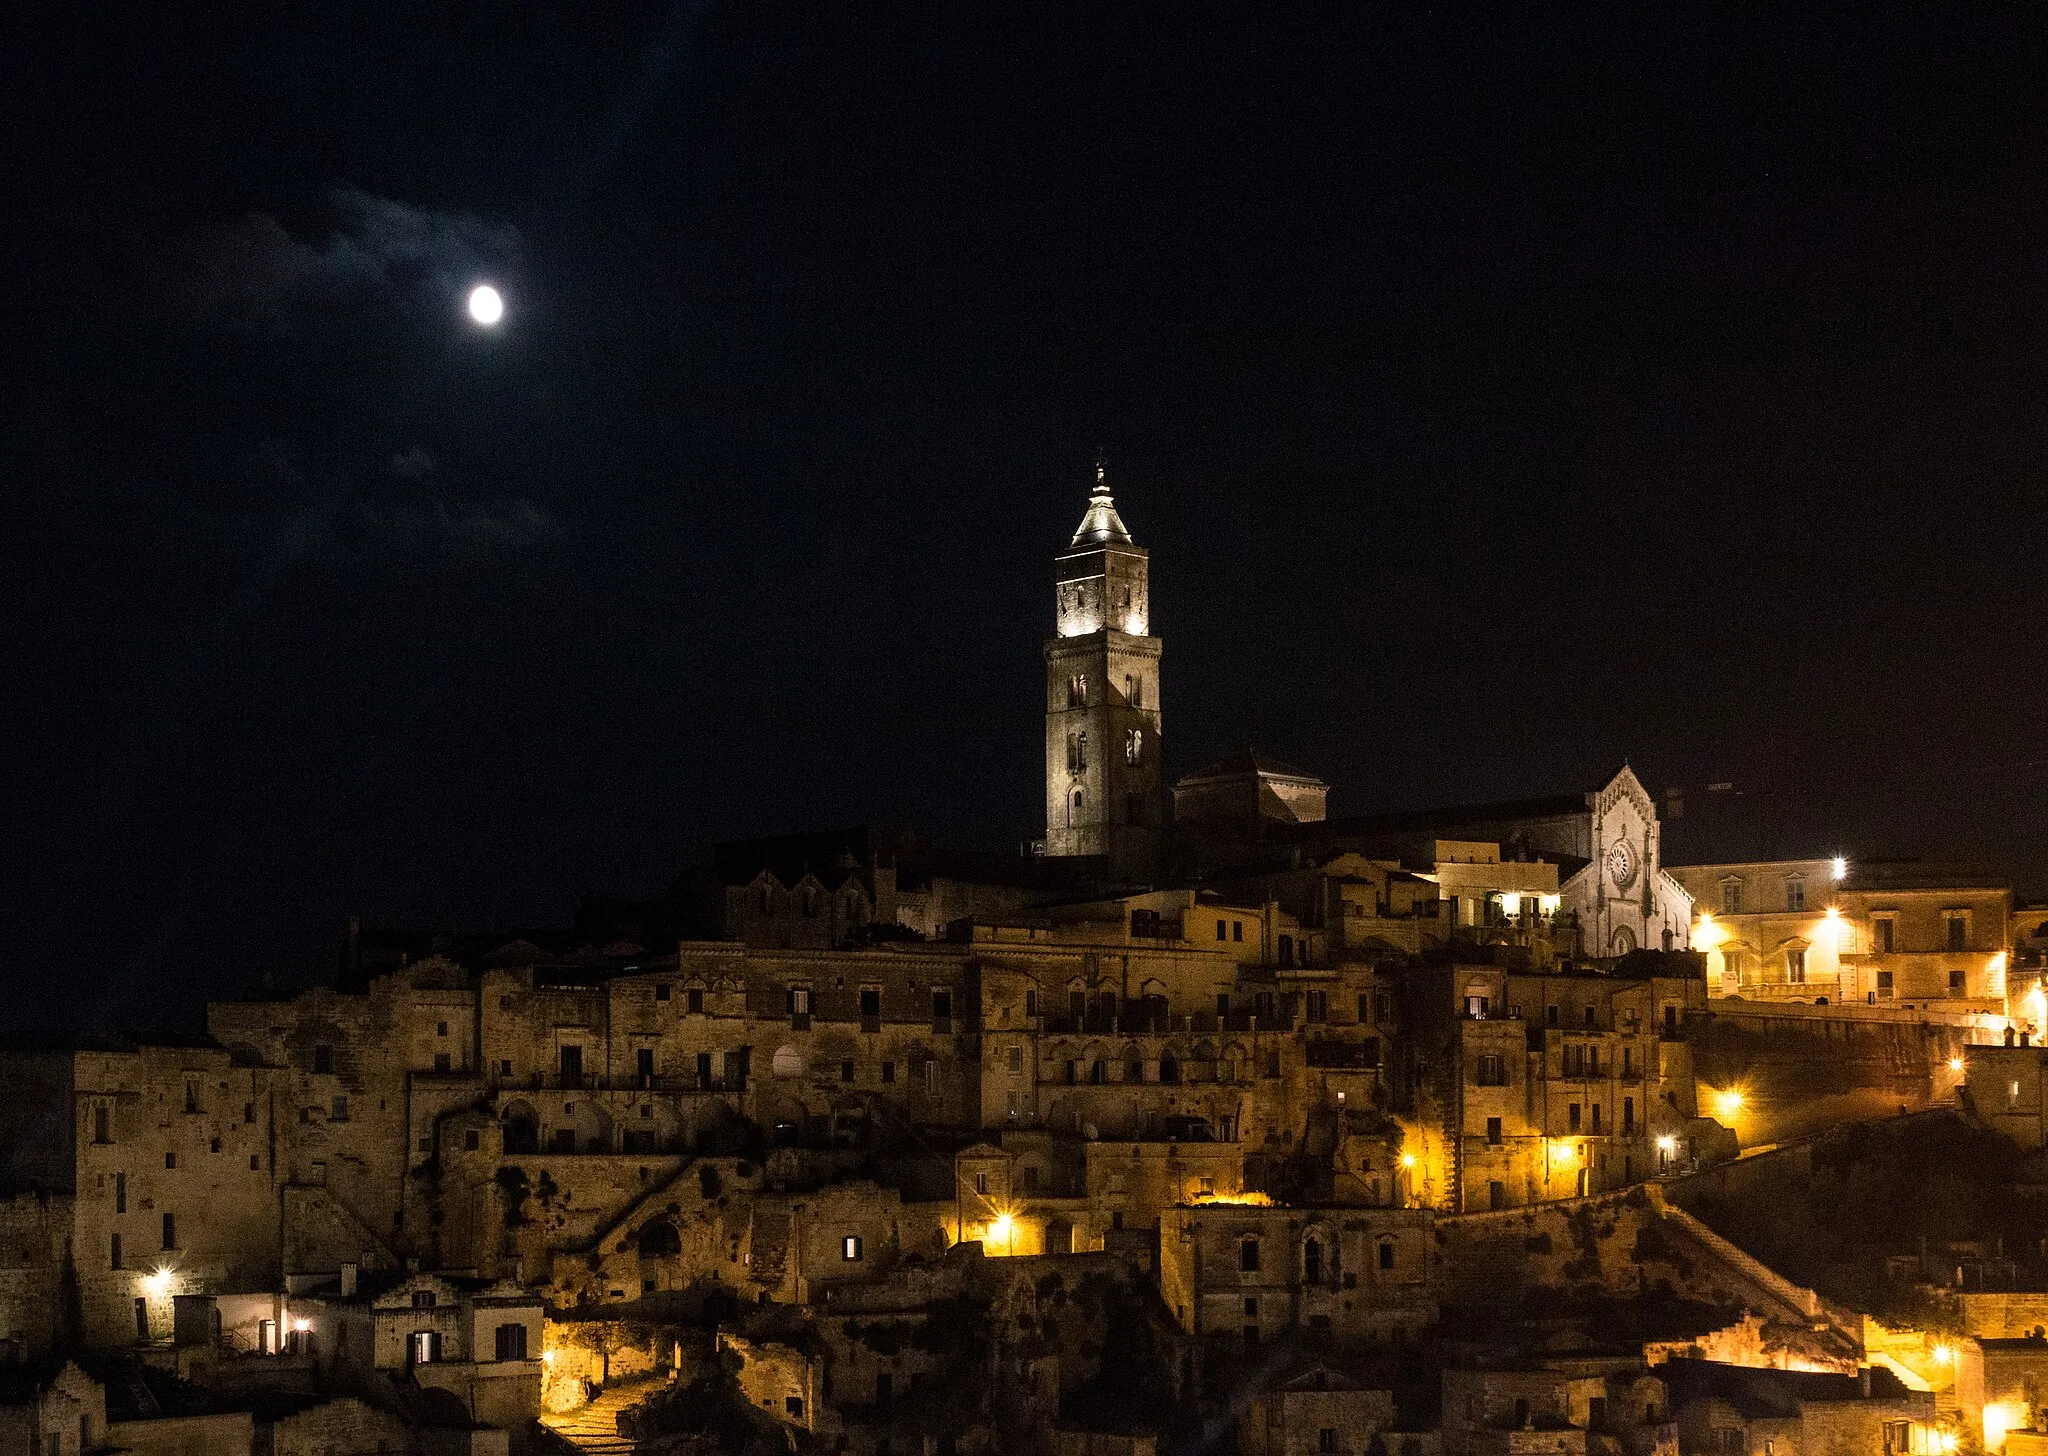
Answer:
1933 1343 1954 1365
1655 1135 1677 1154
1949 1057 1965 1074
1831 856 1848 880
1399 1152 1417 1169
1715 1089 1745 1120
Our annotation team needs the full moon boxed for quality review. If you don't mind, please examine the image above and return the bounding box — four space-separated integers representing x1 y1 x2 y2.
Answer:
467 284 504 326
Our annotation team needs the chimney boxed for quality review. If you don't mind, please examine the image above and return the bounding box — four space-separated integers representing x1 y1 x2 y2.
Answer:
340 1262 357 1297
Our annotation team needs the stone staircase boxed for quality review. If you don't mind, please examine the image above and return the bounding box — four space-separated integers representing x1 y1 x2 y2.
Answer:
540 1378 662 1456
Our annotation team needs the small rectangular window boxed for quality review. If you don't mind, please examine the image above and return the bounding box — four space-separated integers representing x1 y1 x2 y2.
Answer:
331 1096 348 1122
841 1059 855 1083
494 1322 528 1360
842 1235 862 1261
1785 878 1805 911
1721 883 1742 915
1233 921 1243 943
655 983 671 1001
165 1151 176 1170
1950 916 1969 951
687 987 705 1014
1240 1238 1260 1272
882 1061 896 1084
1379 1240 1395 1270
313 1045 333 1075
1486 1116 1502 1146
162 1212 176 1250
1874 919 1895 953
110 1232 122 1269
1216 919 1227 941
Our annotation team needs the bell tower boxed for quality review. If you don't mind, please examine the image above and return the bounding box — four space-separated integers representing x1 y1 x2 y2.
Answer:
1044 460 1162 876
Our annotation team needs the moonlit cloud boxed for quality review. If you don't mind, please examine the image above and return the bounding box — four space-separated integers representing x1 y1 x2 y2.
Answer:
176 188 521 328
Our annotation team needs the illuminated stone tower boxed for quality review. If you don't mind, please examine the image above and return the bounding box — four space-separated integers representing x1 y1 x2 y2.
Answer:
1044 461 1162 875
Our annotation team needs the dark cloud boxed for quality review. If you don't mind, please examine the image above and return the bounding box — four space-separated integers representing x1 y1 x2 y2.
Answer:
387 447 438 480
370 496 556 557
175 188 520 328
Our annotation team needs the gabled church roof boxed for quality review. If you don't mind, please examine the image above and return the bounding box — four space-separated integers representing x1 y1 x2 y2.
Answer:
1069 461 1134 546
1178 749 1324 786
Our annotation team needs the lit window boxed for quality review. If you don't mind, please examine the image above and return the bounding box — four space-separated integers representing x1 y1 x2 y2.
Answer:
1721 882 1742 915
842 1235 862 1261
1786 948 1806 984
1785 878 1805 912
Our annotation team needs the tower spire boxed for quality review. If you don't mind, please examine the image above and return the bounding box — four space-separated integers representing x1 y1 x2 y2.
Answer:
1070 452 1133 547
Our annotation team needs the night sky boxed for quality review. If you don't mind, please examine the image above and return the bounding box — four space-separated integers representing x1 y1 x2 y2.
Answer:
5 6 2045 1031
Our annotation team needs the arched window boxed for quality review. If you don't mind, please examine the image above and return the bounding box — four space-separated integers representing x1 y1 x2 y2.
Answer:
1304 1237 1322 1285
1076 731 1088 771
1126 729 1142 765
1069 789 1085 826
1069 674 1087 708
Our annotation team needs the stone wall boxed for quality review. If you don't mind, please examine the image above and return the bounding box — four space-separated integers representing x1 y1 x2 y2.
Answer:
1688 1002 1968 1104
267 1397 409 1456
104 1412 254 1456
0 1191 71 1355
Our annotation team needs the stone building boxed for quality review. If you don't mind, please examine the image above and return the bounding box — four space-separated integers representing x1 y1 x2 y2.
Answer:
1659 1360 1937 1456
1239 1364 1396 1456
1268 768 1695 960
1439 1361 1675 1456
1173 752 1330 852
1043 464 1164 876
0 1362 105 1456
1404 960 1707 1211
1670 856 2012 1011
1158 1202 1437 1346
0 1041 287 1348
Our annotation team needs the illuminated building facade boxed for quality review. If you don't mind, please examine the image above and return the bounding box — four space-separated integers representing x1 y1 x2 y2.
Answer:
1670 858 2012 1012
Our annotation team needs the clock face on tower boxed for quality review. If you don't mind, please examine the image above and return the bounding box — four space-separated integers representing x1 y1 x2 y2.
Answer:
1607 840 1637 891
